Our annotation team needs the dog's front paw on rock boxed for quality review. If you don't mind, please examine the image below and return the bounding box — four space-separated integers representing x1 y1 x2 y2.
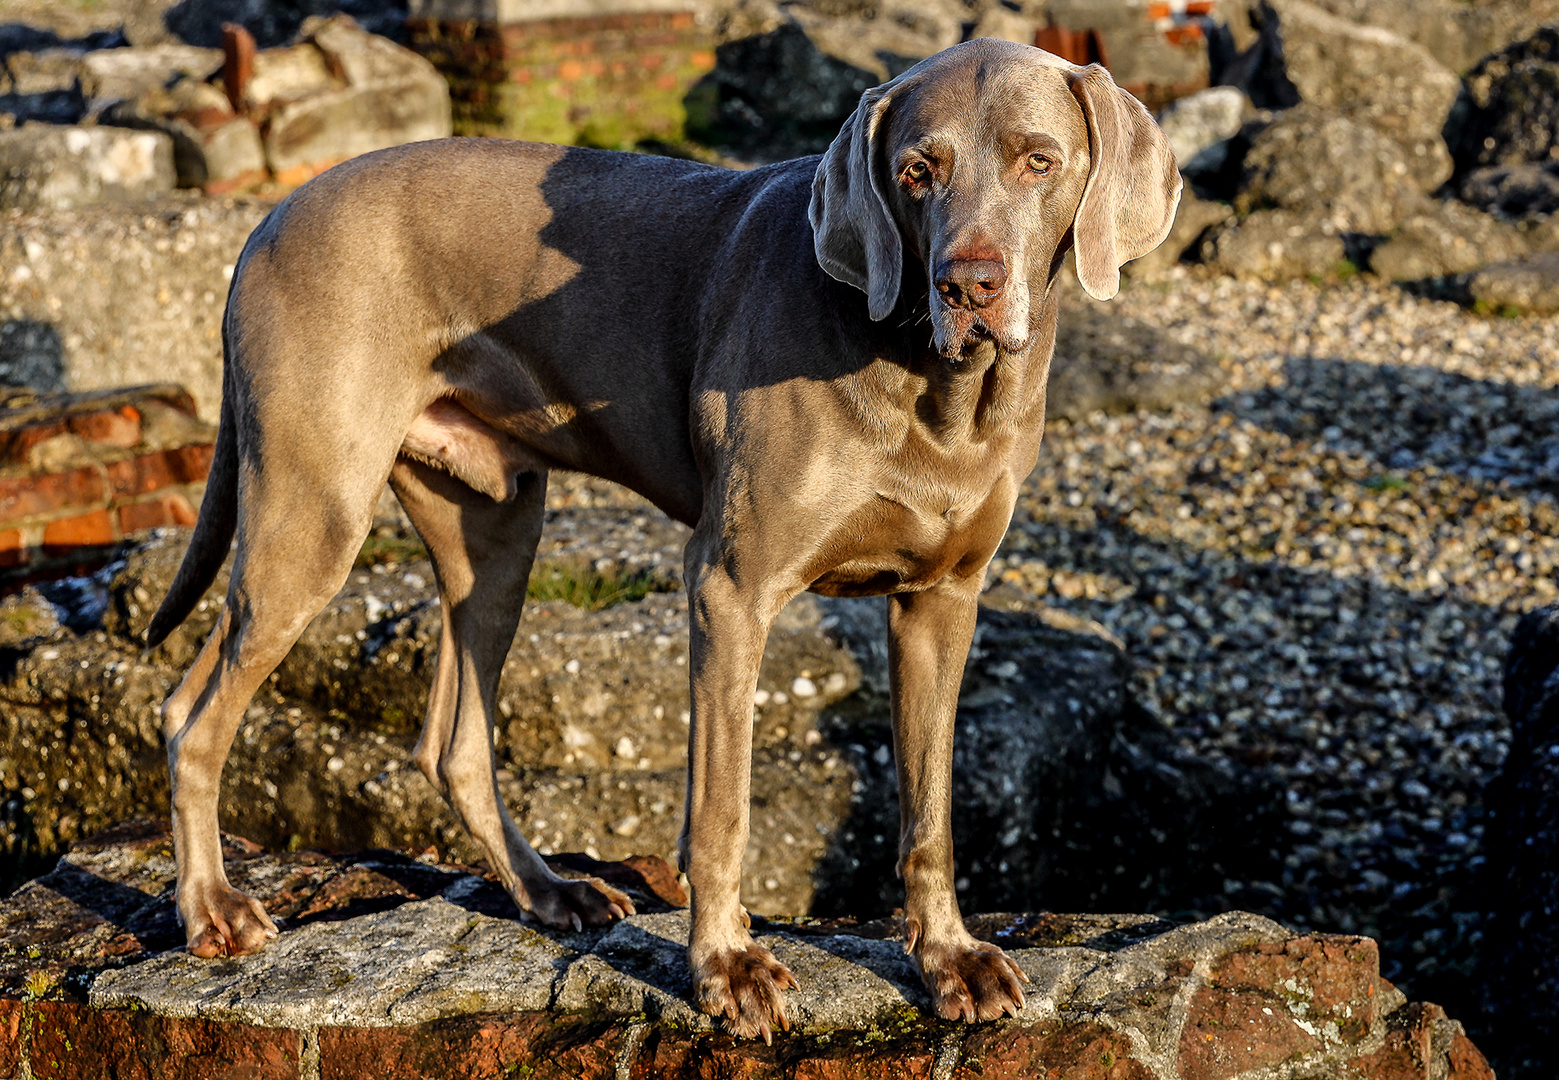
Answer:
528 875 637 931
914 938 1028 1022
694 942 799 1043
181 883 278 958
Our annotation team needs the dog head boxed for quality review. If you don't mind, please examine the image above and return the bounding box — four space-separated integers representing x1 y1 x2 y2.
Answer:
810 39 1180 357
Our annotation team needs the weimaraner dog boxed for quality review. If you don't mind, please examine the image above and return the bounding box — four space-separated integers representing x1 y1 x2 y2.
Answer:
147 38 1178 1038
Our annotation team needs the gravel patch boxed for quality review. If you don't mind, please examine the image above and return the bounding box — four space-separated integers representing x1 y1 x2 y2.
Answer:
994 266 1559 1011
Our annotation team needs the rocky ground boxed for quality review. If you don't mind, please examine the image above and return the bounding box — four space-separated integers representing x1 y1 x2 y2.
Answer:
1000 263 1559 1026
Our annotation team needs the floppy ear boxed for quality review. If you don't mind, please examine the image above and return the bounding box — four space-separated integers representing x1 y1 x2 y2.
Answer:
1066 64 1182 301
809 85 903 321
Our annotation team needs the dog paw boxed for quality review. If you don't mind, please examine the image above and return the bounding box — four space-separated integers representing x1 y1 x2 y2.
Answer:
912 937 1027 1022
693 941 799 1043
527 875 636 932
181 883 278 958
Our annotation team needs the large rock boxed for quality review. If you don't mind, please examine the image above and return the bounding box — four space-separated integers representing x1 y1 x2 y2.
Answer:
104 75 268 192
1237 106 1424 234
0 46 87 126
691 15 896 158
1261 0 1459 190
1200 208 1347 281
77 43 223 112
1481 603 1559 1076
1305 0 1559 74
1460 161 1559 220
1155 85 1248 168
0 820 1495 1079
1448 26 1559 174
0 123 175 211
0 195 270 417
260 15 451 182
1368 200 1531 282
1047 302 1231 420
1468 251 1559 314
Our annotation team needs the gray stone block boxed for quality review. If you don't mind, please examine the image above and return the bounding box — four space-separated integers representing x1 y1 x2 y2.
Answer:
0 123 175 211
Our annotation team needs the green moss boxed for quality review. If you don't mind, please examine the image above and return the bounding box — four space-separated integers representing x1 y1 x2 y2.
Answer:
1364 473 1410 493
355 534 429 568
526 560 678 611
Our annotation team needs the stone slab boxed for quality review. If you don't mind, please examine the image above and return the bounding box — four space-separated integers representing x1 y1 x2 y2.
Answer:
0 824 1493 1079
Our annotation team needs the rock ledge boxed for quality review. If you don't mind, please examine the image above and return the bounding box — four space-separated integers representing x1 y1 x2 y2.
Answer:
0 821 1491 1079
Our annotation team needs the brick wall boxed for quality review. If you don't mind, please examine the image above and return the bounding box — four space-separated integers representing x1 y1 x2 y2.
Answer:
409 10 715 146
0 386 214 574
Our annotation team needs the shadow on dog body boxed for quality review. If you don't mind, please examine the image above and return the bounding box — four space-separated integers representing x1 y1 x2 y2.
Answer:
148 39 1179 1039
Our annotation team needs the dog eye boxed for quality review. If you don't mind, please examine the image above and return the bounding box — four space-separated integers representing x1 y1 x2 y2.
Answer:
903 161 929 183
1027 153 1052 175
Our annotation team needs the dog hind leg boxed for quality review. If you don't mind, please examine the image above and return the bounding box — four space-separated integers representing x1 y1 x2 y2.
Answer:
389 456 634 929
163 460 385 957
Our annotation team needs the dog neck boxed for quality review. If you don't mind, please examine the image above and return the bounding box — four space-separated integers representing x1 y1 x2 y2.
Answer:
878 273 1061 444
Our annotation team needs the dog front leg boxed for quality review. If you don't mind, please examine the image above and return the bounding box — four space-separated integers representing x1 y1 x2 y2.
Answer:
681 550 798 1042
887 582 1027 1021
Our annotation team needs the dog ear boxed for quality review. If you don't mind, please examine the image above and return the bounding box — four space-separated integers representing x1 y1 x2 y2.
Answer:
810 85 903 321
1066 64 1182 301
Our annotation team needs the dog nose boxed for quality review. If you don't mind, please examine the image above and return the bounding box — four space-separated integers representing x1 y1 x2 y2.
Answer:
934 258 1008 309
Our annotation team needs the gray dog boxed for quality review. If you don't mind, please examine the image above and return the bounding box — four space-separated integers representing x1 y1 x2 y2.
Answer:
147 38 1178 1038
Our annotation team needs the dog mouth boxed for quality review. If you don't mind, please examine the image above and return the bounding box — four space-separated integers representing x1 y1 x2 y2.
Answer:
932 305 1027 358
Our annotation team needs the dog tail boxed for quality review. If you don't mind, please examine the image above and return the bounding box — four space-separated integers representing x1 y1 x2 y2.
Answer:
144 365 239 649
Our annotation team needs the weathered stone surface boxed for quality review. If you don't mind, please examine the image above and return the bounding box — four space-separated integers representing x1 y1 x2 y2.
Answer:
1237 106 1425 235
1306 0 1559 75
0 822 1493 1078
1468 251 1559 314
0 194 272 417
0 123 175 211
261 16 451 181
690 17 882 158
1048 302 1230 419
1368 200 1531 282
1460 161 1559 220
0 45 86 126
1261 0 1458 190
1448 25 1559 173
1156 86 1248 170
1200 208 1347 282
77 43 223 110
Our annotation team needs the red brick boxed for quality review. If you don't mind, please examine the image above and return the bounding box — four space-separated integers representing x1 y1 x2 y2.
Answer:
320 1015 627 1080
28 1001 300 1080
0 998 21 1079
119 492 199 534
0 529 24 567
42 508 117 548
68 406 141 448
0 420 67 464
0 467 106 525
1180 935 1379 1080
106 444 214 499
957 1023 1148 1080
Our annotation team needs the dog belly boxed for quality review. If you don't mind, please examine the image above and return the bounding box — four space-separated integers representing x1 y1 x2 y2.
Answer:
401 398 553 501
